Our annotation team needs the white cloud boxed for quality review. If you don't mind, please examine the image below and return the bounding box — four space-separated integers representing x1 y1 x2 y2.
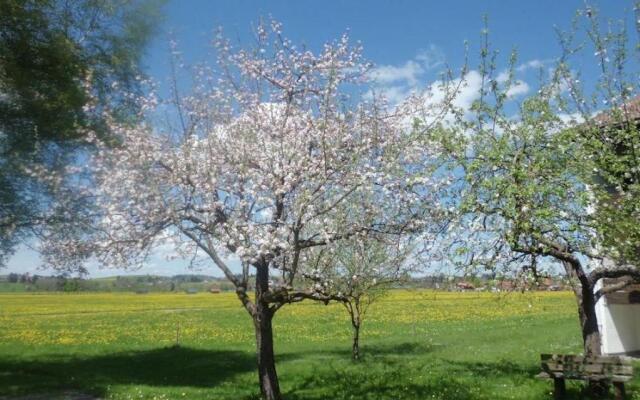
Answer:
370 60 424 86
516 59 551 72
452 70 484 111
369 45 446 105
365 85 413 105
425 70 483 111
495 70 531 98
408 70 484 128
415 44 445 69
505 80 530 98
374 55 537 120
496 70 510 84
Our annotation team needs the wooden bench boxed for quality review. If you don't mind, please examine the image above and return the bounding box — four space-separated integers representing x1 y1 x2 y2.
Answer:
537 354 634 399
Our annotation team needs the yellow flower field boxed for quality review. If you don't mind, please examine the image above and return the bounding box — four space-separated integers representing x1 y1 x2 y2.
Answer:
0 290 576 347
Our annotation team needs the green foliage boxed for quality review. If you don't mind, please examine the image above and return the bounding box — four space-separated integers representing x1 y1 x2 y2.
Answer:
553 3 640 266
424 4 639 278
62 278 80 292
1 1 86 150
0 0 164 149
0 0 165 265
424 57 589 276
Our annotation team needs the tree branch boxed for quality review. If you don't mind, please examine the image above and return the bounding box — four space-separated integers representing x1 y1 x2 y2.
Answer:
589 265 640 288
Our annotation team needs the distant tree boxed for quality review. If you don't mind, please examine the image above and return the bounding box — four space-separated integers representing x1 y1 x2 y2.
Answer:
7 272 18 283
39 20 453 400
0 0 165 266
63 278 80 292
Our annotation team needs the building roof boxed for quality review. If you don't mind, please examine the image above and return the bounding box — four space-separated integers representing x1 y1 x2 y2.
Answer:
592 96 640 128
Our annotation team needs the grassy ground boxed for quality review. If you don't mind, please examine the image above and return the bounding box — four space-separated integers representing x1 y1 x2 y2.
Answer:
0 290 637 399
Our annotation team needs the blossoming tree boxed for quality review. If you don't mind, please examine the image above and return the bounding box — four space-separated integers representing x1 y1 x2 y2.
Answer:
40 20 452 399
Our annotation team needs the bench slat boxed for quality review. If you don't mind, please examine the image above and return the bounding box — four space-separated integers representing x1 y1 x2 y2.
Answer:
538 372 633 383
541 354 632 366
542 362 633 376
539 353 634 384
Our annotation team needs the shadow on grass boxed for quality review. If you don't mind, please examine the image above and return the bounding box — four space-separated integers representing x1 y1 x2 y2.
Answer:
280 340 438 362
360 341 441 357
0 346 255 398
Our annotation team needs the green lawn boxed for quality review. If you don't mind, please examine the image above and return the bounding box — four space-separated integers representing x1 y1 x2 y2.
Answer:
0 291 637 399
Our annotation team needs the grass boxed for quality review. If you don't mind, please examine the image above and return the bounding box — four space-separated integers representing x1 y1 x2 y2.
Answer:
0 290 638 399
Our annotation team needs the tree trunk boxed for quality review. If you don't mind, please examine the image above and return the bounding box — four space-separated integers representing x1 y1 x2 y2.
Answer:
252 259 281 400
563 261 608 397
352 318 361 361
576 281 610 397
349 299 362 361
562 261 602 356
253 305 281 400
577 283 602 357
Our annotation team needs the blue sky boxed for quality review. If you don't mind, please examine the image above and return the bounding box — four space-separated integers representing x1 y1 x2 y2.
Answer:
144 1 630 80
5 1 635 278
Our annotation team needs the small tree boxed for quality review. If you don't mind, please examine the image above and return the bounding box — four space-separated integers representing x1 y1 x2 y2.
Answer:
306 234 413 360
41 20 451 400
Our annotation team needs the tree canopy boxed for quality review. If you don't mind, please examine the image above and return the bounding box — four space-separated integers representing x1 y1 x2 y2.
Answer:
0 0 164 265
421 8 640 357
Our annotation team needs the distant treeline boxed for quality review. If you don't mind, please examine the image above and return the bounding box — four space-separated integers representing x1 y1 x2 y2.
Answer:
0 273 237 293
0 272 569 293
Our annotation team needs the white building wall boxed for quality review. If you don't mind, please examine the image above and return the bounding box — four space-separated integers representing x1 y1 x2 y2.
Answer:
595 279 640 355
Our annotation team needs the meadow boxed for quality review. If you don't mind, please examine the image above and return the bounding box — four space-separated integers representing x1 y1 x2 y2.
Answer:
0 290 638 399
